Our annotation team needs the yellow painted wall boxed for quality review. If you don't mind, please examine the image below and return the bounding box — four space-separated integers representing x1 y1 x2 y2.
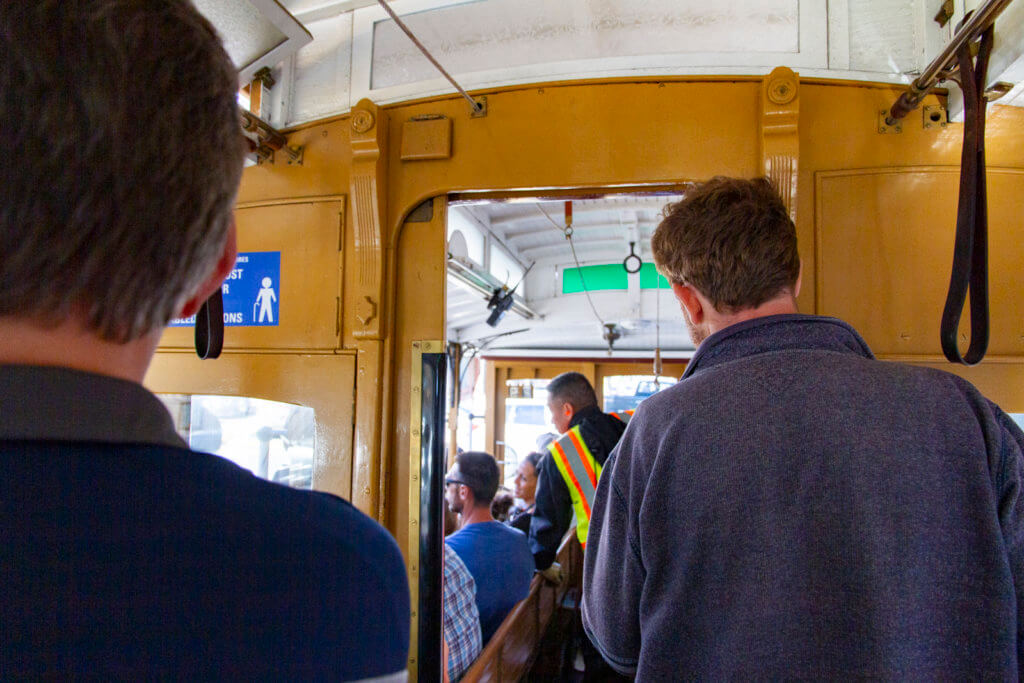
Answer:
146 77 1024 550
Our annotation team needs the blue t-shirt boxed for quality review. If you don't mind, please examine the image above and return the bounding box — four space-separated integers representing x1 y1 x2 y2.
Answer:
446 521 533 642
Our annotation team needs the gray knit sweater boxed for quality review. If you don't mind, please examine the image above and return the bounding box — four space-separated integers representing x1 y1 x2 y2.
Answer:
583 314 1024 680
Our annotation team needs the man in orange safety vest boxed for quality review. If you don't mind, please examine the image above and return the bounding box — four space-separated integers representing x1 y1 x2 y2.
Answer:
529 372 631 572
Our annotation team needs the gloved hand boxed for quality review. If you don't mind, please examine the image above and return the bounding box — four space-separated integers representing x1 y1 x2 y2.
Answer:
539 561 563 585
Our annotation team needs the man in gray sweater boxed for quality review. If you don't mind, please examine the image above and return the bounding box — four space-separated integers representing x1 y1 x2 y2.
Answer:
581 177 1024 679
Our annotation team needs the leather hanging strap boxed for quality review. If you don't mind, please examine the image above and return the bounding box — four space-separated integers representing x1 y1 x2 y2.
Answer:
194 289 224 359
940 23 994 365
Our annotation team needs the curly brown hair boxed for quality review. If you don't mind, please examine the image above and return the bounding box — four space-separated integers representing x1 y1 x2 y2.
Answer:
651 177 799 313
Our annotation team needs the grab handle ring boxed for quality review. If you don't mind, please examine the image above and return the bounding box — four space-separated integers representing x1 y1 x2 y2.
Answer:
623 241 643 274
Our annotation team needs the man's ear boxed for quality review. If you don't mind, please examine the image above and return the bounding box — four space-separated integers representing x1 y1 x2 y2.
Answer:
793 260 803 299
562 402 575 421
177 217 238 319
670 281 705 325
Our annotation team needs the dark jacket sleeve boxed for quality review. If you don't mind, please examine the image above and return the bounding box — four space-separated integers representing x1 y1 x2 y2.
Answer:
582 440 643 676
993 407 1024 672
509 509 532 535
529 452 573 570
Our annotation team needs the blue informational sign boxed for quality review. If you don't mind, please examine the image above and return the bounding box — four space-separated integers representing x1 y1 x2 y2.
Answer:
170 251 280 327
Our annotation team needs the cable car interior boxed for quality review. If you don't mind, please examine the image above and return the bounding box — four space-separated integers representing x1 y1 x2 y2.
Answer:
145 0 1024 679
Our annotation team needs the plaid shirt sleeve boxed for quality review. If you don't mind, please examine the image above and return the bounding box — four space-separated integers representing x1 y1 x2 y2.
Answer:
444 544 482 680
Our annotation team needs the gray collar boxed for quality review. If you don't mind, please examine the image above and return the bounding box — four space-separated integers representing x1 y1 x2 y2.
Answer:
0 364 187 448
682 314 875 379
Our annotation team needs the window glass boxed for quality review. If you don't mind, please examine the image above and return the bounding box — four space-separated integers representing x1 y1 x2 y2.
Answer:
158 394 315 490
447 209 486 266
502 380 556 488
1011 414 1024 431
453 356 487 455
562 264 627 294
603 375 676 412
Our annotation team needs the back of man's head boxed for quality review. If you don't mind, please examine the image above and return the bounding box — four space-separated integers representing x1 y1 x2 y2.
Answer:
490 488 514 521
651 177 800 313
456 451 500 506
547 372 597 412
0 1 245 343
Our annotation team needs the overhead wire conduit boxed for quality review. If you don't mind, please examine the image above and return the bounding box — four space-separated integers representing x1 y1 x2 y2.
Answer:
375 0 485 116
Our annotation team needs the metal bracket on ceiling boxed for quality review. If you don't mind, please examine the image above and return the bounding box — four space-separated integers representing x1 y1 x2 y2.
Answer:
877 109 903 134
602 323 621 354
984 81 1015 101
934 0 955 27
922 105 948 129
253 66 276 89
470 96 488 118
240 109 304 166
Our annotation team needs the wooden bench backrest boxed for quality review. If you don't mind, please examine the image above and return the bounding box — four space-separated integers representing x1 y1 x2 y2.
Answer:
460 530 582 683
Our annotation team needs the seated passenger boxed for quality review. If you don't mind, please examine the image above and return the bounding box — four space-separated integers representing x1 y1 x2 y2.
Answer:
444 544 482 681
445 452 533 643
507 452 541 535
490 486 515 522
0 2 408 678
444 501 461 536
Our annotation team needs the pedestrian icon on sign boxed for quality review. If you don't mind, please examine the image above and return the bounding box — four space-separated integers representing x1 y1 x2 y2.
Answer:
169 251 280 328
255 277 277 323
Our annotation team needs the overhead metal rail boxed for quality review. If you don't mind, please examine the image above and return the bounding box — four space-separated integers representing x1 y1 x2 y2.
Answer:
885 0 1014 124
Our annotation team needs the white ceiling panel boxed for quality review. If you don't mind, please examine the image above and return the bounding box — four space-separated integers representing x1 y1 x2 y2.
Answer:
446 194 690 353
194 0 312 83
370 0 800 90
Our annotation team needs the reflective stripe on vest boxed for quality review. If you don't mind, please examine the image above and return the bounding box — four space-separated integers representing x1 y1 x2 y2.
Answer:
549 425 602 548
610 409 634 425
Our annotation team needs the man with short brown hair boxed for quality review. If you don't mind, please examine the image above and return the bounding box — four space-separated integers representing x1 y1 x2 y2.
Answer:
530 371 627 571
583 176 1024 678
446 452 533 644
0 2 408 678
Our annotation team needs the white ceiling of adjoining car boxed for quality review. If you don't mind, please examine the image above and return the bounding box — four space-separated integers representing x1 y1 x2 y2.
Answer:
479 197 675 266
446 196 697 354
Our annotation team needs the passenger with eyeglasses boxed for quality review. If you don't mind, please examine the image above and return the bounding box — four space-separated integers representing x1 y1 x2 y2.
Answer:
445 452 534 644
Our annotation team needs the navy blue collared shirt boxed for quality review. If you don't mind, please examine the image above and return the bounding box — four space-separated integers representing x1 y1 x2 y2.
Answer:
0 364 410 681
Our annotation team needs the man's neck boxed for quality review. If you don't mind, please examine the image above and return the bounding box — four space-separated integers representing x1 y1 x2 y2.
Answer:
0 316 159 384
461 505 494 526
706 294 798 337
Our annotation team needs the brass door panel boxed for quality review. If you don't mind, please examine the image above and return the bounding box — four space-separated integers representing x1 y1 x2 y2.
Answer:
387 198 448 563
816 167 1024 358
158 199 343 351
